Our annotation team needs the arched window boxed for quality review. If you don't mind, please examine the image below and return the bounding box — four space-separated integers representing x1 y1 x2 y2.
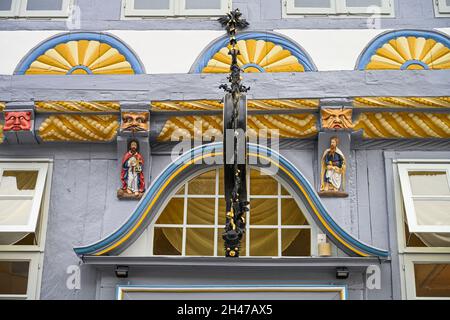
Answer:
146 167 315 257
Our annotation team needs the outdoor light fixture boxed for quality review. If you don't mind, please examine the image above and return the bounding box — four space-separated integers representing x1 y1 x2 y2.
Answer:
336 267 349 279
115 265 129 278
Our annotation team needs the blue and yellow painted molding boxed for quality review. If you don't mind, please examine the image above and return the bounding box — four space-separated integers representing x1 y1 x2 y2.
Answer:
357 30 450 70
73 143 389 258
191 32 317 73
15 32 145 75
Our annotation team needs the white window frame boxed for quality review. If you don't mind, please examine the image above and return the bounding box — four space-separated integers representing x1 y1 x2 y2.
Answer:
434 0 450 16
0 159 52 300
122 0 231 17
19 0 71 18
0 251 42 300
0 162 48 238
0 0 71 18
283 0 394 17
0 0 20 17
398 162 450 234
402 254 450 300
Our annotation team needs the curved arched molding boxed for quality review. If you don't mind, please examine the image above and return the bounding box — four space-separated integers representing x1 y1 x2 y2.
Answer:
15 32 145 75
190 31 317 73
356 29 450 70
74 143 388 258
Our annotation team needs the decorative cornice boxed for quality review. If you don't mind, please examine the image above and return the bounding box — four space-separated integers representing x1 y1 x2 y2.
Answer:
354 112 450 139
38 115 119 142
151 99 319 111
157 114 317 141
35 101 120 113
354 97 450 109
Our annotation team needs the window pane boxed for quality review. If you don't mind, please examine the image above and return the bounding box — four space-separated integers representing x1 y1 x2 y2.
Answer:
0 0 12 11
250 169 278 195
188 170 215 195
0 261 29 295
0 170 38 196
414 264 450 297
281 185 290 195
134 0 170 10
186 228 214 256
185 0 221 9
218 168 224 195
281 198 309 225
153 227 182 255
0 200 33 226
345 0 382 7
217 230 246 256
250 229 277 256
175 185 185 195
447 0 450 6
249 198 278 225
187 198 215 225
408 171 450 196
294 0 331 7
282 229 311 256
26 0 63 10
155 198 184 224
218 197 226 225
413 200 450 226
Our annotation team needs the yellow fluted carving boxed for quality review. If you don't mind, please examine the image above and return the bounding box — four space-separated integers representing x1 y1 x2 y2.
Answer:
39 115 119 142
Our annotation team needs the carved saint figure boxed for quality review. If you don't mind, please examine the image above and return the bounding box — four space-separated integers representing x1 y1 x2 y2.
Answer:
120 112 149 133
4 112 32 131
320 137 346 193
120 140 145 197
321 108 353 130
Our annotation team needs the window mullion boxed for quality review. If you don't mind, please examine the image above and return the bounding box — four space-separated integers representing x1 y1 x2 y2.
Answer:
335 0 346 14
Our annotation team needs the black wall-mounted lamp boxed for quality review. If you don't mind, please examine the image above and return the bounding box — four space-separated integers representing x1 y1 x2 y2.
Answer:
336 267 349 279
115 265 129 278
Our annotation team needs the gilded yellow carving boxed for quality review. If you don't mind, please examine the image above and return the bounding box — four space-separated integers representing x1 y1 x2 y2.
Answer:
39 115 119 142
354 112 450 138
151 99 319 112
321 108 353 129
35 101 120 113
157 114 317 141
354 97 450 108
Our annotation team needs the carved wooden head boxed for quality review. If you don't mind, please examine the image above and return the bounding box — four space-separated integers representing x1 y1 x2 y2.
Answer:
321 108 353 130
4 111 32 131
121 112 149 133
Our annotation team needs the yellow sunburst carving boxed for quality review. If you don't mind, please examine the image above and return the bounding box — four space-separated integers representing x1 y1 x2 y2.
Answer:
366 36 450 70
202 39 305 73
25 40 135 75
354 112 450 138
39 115 119 142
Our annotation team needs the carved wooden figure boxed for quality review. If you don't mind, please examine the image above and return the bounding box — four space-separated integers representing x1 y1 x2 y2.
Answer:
120 112 149 134
319 136 347 197
321 108 353 130
117 140 145 200
4 111 32 131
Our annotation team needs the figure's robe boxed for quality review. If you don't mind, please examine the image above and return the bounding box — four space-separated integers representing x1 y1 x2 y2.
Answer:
321 148 345 190
121 151 145 192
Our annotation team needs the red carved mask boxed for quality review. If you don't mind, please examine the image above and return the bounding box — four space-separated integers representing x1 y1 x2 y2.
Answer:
4 112 32 131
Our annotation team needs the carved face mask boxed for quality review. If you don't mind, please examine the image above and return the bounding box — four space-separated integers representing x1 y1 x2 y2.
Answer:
321 109 353 130
4 111 32 131
121 113 149 132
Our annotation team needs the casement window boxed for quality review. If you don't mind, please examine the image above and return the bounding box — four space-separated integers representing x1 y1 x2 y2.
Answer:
0 0 71 18
394 160 450 300
123 0 231 17
434 0 450 16
123 168 317 257
284 0 394 16
398 163 450 239
0 160 52 300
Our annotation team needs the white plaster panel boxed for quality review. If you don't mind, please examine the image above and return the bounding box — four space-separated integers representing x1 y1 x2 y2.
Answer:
0 31 61 75
436 27 450 36
110 30 225 74
275 29 390 71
